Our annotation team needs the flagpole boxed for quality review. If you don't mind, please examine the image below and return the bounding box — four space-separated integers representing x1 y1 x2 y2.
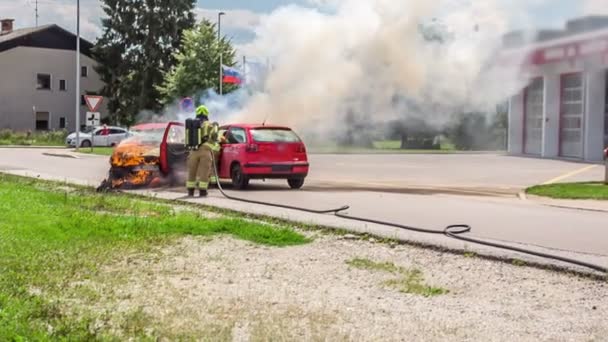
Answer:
75 0 81 151
218 11 225 95
243 55 246 85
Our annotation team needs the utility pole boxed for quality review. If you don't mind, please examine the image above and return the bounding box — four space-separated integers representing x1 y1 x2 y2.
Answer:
35 0 39 27
218 11 225 95
75 0 81 150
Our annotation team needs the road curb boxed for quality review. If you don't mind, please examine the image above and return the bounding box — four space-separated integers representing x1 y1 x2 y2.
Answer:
306 182 520 198
0 145 67 149
42 152 79 159
523 194 608 213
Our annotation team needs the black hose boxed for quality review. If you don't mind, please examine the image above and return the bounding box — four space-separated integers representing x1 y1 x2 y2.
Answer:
210 153 607 274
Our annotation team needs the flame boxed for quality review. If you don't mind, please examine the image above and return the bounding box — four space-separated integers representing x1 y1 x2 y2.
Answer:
107 140 163 189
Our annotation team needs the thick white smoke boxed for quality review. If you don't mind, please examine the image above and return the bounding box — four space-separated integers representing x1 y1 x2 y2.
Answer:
216 0 535 140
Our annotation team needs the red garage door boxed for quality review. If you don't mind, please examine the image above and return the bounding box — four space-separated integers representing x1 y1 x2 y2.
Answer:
524 78 544 155
560 73 584 159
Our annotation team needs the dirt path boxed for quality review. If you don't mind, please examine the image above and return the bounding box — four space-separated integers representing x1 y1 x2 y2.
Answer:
65 233 606 341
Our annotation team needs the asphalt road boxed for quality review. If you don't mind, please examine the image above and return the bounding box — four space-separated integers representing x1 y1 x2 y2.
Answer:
1 148 607 272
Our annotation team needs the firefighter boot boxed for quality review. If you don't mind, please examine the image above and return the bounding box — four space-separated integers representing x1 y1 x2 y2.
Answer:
187 188 195 197
199 189 208 197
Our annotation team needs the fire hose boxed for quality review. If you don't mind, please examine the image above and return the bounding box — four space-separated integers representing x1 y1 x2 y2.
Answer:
209 153 607 274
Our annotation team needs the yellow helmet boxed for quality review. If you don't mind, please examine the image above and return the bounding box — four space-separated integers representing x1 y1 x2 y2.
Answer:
196 105 209 118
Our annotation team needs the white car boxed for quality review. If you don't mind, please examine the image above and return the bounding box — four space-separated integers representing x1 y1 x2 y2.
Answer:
65 126 130 147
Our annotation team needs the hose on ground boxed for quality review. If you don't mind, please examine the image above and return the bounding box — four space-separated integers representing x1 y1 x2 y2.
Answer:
210 153 607 274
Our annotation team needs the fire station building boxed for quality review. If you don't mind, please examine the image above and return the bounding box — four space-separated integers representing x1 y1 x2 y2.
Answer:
505 16 608 162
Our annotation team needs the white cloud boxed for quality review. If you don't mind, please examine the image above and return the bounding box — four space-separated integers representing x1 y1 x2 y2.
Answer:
0 0 102 41
583 0 608 15
195 8 263 31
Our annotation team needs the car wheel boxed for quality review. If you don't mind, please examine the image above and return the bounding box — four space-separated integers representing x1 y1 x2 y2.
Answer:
81 140 91 148
231 163 249 190
287 178 305 189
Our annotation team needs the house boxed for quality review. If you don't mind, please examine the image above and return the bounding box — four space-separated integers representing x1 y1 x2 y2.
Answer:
503 16 608 162
0 19 107 132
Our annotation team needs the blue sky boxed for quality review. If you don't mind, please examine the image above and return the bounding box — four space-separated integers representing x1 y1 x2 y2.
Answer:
1 0 602 45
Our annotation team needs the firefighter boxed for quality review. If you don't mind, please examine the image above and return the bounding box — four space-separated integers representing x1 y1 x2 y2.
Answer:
185 105 217 197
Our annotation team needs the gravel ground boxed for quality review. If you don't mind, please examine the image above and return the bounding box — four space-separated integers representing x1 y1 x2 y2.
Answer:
72 232 607 341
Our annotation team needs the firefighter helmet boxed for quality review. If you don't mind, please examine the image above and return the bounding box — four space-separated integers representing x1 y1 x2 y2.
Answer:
196 105 210 118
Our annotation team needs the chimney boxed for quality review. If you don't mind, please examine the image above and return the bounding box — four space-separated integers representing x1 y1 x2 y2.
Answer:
1 19 14 35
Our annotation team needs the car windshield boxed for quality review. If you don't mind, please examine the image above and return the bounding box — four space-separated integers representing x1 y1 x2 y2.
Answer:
82 126 96 134
129 128 166 143
250 128 301 143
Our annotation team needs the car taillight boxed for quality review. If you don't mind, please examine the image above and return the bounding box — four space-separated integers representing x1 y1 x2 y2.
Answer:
246 144 259 152
297 144 306 153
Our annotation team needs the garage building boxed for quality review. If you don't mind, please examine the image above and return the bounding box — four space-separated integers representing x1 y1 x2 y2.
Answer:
505 16 608 162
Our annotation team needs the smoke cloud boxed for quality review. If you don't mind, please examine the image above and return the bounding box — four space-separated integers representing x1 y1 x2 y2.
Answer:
142 0 547 145
223 0 534 138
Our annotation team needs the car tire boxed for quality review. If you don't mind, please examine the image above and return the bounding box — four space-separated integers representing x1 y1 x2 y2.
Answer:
231 163 249 190
287 178 305 189
81 140 92 148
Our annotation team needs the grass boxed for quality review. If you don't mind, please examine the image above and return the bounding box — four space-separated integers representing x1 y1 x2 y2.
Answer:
75 147 116 156
526 182 608 200
346 258 448 297
0 129 67 146
0 174 309 340
346 258 404 273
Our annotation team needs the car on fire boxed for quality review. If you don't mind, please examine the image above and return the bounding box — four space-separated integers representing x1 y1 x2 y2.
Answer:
105 122 187 189
102 122 309 190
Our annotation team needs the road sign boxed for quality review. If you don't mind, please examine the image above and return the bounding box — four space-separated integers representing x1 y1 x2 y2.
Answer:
86 112 100 127
84 95 103 112
180 97 194 112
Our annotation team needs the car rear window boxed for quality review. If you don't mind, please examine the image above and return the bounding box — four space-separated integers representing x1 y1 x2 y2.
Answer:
250 128 301 143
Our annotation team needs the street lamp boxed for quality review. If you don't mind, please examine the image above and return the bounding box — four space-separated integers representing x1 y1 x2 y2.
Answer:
75 0 81 150
218 11 225 95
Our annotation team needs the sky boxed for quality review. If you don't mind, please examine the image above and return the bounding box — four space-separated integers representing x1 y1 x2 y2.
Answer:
0 0 605 52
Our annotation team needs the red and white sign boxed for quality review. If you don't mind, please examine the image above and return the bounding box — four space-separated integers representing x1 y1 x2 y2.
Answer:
84 95 103 112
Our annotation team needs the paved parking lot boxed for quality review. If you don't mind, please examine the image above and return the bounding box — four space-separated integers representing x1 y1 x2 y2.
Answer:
307 153 604 194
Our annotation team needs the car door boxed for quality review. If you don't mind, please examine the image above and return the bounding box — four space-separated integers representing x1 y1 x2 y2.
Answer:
92 129 108 147
160 122 186 175
219 126 248 178
110 128 128 146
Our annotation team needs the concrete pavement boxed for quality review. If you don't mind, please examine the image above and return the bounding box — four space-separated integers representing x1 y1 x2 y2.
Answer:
1 147 607 273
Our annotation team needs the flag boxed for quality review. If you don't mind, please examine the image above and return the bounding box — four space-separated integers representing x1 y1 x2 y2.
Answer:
222 65 243 84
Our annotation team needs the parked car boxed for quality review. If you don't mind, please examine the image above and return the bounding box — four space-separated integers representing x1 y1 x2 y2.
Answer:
66 126 129 147
217 124 309 189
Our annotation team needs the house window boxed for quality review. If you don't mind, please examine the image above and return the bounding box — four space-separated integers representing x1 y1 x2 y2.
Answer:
59 80 67 91
37 74 51 90
59 117 66 129
35 112 50 131
81 66 88 77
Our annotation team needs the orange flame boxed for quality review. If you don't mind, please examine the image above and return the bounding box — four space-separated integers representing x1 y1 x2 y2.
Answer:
108 140 162 189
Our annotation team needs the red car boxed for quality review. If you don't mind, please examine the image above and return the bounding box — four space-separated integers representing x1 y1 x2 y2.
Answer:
217 124 309 189
106 122 309 190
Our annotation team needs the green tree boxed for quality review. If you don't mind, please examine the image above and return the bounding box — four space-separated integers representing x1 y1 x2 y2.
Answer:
93 0 196 126
158 20 238 104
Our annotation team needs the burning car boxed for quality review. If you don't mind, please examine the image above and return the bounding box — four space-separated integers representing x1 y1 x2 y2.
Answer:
98 121 309 191
98 122 187 190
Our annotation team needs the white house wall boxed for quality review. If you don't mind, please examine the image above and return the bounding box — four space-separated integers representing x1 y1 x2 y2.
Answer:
0 46 107 131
